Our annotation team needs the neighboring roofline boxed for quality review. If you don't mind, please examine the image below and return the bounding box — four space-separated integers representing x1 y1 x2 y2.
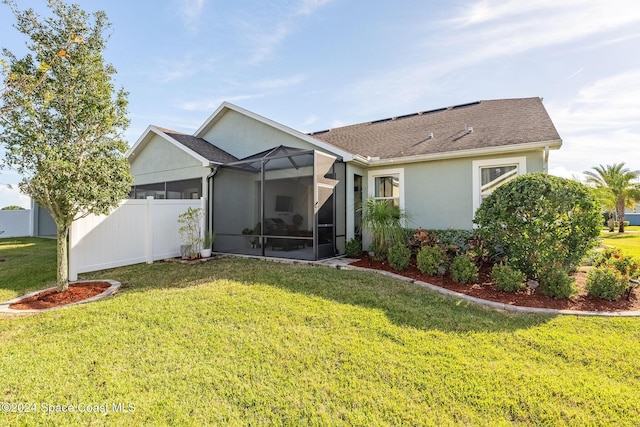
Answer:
353 139 562 167
127 126 217 167
194 101 355 162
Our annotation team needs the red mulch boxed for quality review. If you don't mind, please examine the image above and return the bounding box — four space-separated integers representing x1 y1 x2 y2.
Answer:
351 255 640 312
9 282 112 310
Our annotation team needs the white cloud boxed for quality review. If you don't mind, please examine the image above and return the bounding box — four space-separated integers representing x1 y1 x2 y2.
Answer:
239 0 334 65
348 0 640 113
295 0 334 16
178 75 306 112
177 0 206 31
547 69 640 133
152 53 218 84
180 94 262 112
0 185 30 209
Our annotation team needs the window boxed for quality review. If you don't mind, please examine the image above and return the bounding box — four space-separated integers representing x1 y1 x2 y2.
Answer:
472 157 526 214
131 178 202 200
368 168 404 208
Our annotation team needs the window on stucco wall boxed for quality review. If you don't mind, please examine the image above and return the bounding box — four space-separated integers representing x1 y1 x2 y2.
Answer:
472 157 526 215
368 168 404 209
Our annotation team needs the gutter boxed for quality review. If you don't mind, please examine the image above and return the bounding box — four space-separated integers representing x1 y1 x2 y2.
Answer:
356 139 562 167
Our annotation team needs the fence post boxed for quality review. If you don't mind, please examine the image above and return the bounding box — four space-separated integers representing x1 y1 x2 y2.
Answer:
146 196 154 264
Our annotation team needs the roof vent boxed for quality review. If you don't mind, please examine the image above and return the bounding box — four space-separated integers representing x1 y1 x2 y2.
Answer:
467 127 473 133
428 132 434 139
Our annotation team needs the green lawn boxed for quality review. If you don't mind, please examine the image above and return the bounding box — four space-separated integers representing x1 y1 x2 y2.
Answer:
1 238 640 426
601 229 640 258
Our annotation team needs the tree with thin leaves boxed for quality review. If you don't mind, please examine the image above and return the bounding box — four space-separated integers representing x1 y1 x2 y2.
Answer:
0 0 132 292
584 163 640 233
360 198 410 260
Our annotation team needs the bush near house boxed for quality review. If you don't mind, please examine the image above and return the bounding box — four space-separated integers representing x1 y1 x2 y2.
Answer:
537 266 577 299
345 238 363 258
474 173 601 293
491 264 527 293
450 255 478 284
387 242 411 271
416 245 449 276
586 266 630 301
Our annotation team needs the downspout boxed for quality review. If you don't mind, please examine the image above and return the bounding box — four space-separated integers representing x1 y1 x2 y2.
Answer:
206 166 219 237
543 146 550 173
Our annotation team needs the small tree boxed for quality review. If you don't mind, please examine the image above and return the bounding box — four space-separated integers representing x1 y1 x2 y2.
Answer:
1 205 25 210
474 173 601 283
178 207 204 259
360 198 409 260
584 163 640 233
0 0 132 292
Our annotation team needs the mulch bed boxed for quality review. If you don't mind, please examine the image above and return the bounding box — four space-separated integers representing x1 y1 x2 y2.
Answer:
9 282 112 310
351 255 640 312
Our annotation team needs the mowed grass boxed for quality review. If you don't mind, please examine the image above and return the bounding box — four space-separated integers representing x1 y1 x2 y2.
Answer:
0 237 57 301
1 238 640 426
601 227 640 258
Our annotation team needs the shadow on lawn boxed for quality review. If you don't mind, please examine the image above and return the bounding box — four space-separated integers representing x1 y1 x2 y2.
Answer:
0 237 57 297
91 257 554 334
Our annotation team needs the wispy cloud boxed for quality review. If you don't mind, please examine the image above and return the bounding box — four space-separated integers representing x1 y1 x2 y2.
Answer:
295 0 334 16
347 0 640 116
177 0 206 32
548 69 640 133
178 75 307 112
445 0 640 62
152 53 218 83
547 69 640 172
239 0 335 65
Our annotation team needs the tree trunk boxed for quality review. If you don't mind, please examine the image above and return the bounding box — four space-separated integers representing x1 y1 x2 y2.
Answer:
617 202 626 233
56 224 70 292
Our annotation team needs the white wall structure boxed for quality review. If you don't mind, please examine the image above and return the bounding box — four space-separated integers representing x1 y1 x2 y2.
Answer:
0 209 32 238
69 197 205 281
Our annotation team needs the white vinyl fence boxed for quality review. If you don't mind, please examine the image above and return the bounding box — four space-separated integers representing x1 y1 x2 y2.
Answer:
69 197 205 281
0 209 32 238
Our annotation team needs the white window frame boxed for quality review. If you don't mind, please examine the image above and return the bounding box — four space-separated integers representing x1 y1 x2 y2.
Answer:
368 168 405 210
472 157 526 215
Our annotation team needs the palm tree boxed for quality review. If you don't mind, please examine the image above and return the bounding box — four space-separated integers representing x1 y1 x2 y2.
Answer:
360 198 410 259
584 163 640 233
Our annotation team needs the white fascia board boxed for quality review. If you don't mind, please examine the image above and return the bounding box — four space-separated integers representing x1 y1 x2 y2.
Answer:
126 125 155 159
127 126 210 167
194 101 355 162
365 139 562 167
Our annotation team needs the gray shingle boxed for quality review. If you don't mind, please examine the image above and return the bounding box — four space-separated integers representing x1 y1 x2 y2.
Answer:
309 98 561 159
159 129 239 164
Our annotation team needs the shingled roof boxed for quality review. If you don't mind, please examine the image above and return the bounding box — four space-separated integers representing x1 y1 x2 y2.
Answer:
308 98 561 160
157 128 239 164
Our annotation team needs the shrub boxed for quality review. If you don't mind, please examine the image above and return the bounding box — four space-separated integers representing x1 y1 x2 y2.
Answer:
409 228 440 253
537 267 577 299
450 255 479 284
592 247 622 266
387 243 411 271
590 247 640 279
361 199 410 260
474 173 602 280
491 264 526 293
416 246 448 276
586 266 629 301
604 253 640 279
345 238 363 258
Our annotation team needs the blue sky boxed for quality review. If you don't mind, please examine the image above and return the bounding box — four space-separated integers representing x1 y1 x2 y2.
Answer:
1 0 639 208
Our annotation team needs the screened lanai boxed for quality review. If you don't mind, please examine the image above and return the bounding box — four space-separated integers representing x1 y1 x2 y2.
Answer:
211 146 345 261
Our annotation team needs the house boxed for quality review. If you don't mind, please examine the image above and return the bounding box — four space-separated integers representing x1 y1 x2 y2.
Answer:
127 97 561 261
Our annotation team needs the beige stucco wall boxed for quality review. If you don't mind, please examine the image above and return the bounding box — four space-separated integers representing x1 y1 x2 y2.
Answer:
129 134 209 186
